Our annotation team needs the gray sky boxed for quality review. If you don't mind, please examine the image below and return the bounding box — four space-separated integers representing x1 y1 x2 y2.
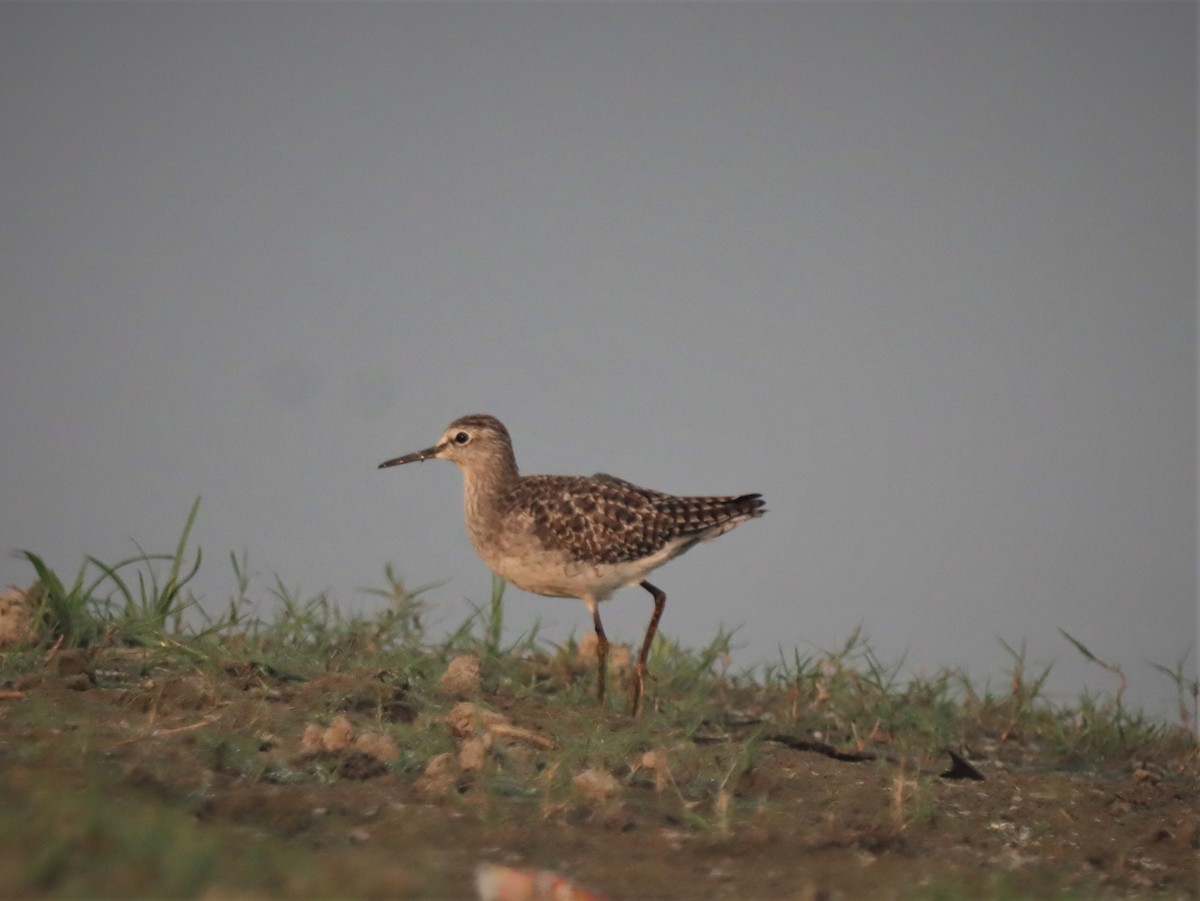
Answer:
2 2 1195 717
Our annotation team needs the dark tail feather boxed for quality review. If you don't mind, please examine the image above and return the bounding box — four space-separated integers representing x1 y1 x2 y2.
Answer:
731 493 767 519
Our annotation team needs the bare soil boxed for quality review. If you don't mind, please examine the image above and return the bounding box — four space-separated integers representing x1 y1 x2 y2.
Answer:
1 649 1196 899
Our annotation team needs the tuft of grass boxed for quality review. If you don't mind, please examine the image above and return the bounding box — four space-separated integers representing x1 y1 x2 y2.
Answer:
1149 650 1199 738
17 497 203 648
17 550 102 647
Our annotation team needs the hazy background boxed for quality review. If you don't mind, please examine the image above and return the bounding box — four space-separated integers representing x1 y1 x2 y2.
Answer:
2 2 1195 717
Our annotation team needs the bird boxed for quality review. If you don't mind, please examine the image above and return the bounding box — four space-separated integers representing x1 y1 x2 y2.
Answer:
379 414 766 715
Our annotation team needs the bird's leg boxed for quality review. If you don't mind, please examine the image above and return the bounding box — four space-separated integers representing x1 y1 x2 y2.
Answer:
588 598 609 708
631 581 666 717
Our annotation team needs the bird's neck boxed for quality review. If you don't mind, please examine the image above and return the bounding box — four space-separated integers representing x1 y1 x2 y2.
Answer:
462 452 519 527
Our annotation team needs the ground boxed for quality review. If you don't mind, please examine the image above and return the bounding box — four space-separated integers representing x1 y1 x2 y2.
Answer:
1 636 1196 900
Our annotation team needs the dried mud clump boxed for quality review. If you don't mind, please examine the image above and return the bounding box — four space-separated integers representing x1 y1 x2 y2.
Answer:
443 702 555 750
438 654 482 696
576 632 632 677
296 715 398 780
414 702 556 798
0 582 40 649
414 750 460 797
571 768 621 803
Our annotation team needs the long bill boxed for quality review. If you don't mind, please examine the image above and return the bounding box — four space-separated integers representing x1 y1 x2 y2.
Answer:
378 444 444 468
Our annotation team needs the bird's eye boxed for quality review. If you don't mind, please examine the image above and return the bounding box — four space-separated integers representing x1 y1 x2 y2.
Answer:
454 431 470 445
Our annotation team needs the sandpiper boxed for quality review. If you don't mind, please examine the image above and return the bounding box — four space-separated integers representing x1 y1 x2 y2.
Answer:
379 414 765 715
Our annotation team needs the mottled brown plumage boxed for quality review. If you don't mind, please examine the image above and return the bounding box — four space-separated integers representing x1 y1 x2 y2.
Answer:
380 414 766 715
516 472 763 566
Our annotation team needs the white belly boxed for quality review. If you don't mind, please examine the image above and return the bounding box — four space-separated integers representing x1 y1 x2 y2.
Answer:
475 531 688 601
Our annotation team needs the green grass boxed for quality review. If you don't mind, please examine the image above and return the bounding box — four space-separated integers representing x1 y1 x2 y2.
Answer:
17 497 204 648
5 503 1196 765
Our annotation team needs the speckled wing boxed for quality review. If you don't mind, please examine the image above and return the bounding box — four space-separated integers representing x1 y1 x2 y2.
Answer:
506 473 765 566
